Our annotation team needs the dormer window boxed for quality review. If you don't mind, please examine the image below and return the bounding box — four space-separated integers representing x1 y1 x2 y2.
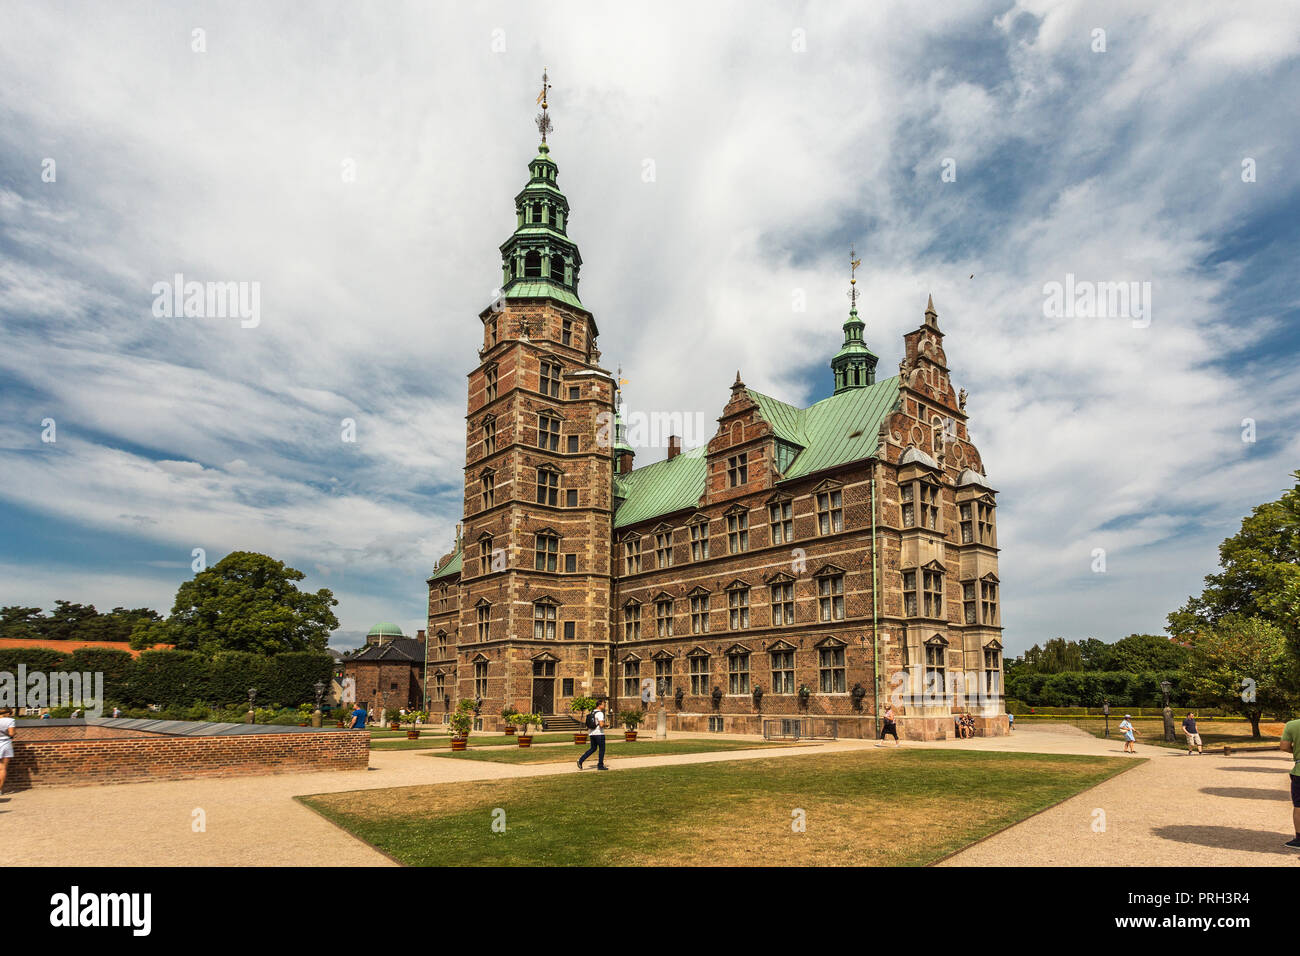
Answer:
727 453 748 487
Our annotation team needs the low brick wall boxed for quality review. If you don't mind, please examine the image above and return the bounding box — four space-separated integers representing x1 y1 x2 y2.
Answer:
18 724 159 742
9 730 370 790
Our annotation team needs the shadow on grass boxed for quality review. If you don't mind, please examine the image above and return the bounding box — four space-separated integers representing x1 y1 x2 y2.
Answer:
1152 825 1298 855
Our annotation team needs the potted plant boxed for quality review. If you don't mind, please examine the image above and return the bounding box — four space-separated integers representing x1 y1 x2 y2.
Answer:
501 706 519 735
620 708 645 741
297 703 313 726
752 685 764 712
569 695 596 745
448 699 475 751
402 710 427 739
798 684 812 710
515 712 541 746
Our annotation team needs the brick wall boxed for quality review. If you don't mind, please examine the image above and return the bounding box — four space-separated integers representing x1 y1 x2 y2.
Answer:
8 730 369 790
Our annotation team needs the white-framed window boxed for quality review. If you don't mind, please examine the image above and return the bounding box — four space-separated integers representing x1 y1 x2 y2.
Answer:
536 467 560 506
655 530 673 569
533 601 557 640
534 532 559 572
624 536 642 575
656 599 673 637
726 510 749 554
689 519 709 561
689 654 710 695
817 573 845 622
816 489 843 534
624 602 641 641
622 658 641 698
538 412 561 451
771 648 795 694
484 364 498 402
818 645 846 693
769 581 794 626
474 660 489 697
654 657 673 698
690 591 710 634
483 416 497 455
727 651 750 694
539 360 561 398
476 603 491 642
769 500 793 544
727 585 750 630
481 472 495 511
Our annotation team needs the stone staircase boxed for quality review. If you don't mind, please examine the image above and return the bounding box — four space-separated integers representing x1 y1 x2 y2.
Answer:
543 713 583 732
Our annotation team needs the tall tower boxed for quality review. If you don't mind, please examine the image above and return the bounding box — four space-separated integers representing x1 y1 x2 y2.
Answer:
831 246 878 393
457 72 617 719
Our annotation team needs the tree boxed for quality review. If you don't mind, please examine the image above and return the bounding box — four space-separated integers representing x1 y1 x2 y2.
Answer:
1106 633 1190 673
1018 637 1084 674
134 551 339 655
1182 617 1297 738
1169 472 1300 656
0 606 45 641
1078 638 1114 671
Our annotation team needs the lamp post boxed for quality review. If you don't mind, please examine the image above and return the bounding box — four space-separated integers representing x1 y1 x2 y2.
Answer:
1160 679 1175 742
1102 700 1110 738
312 681 325 728
246 688 257 724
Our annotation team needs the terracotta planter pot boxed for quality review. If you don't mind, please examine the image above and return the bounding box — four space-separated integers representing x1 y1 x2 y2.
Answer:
335 720 345 728
298 722 309 727
573 732 589 745
389 722 400 731
450 737 467 751
517 735 533 747
625 731 638 742
505 726 516 735
406 729 420 740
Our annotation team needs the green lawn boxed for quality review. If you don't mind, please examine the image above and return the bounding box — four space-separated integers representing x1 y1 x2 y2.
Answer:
372 733 575 751
1036 716 1283 750
299 749 1135 866
427 737 796 764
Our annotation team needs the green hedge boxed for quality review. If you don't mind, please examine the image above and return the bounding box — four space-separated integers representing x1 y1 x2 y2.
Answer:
1004 670 1187 708
0 647 332 709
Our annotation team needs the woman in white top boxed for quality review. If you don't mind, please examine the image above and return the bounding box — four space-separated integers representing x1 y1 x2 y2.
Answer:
0 707 15 793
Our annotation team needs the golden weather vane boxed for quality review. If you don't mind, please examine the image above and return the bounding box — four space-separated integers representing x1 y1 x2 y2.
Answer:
848 244 862 309
535 68 553 143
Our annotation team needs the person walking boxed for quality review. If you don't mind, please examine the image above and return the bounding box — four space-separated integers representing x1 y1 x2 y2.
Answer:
876 705 900 747
1182 712 1203 755
1119 714 1136 753
1007 712 1015 731
1281 714 1300 849
577 697 609 770
348 703 368 730
0 707 15 794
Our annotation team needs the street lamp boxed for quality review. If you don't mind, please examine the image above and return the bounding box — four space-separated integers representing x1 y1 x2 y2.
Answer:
1102 700 1110 738
246 688 257 724
1160 679 1175 742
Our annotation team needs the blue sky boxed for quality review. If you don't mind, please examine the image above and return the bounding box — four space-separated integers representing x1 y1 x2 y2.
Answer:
1 1 1297 653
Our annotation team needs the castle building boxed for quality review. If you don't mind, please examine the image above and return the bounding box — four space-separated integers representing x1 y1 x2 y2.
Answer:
424 94 1006 740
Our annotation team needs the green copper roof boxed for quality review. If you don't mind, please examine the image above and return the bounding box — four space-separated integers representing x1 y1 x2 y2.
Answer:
503 281 584 309
367 622 405 638
429 547 462 582
613 444 708 529
612 376 900 529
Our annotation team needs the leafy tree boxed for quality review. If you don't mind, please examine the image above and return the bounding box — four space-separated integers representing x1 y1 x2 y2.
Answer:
1077 638 1114 671
1169 471 1300 655
1106 633 1190 673
0 606 45 640
1018 637 1084 674
133 551 338 655
1182 616 1297 738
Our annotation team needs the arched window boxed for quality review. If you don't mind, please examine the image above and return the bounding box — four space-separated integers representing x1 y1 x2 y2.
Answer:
524 250 542 279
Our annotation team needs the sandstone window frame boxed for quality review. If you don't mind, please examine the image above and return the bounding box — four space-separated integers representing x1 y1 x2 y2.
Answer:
653 525 673 569
767 573 795 627
539 359 562 398
980 574 999 625
983 639 1003 697
561 318 573 347
623 533 643 575
532 598 558 641
534 529 560 572
536 465 561 507
726 581 751 630
962 580 977 624
478 533 494 576
688 650 710 695
484 363 498 403
903 569 918 617
653 652 674 698
768 495 794 545
688 515 710 562
482 414 497 456
977 498 996 546
815 567 847 622
814 481 844 535
436 630 447 655
725 506 749 554
480 469 496 512
769 641 796 694
623 600 642 642
923 634 948 698
475 601 491 642
726 645 751 695
655 595 674 637
817 638 847 694
727 452 748 488
621 654 642 698
688 588 711 634
473 657 489 698
537 411 562 451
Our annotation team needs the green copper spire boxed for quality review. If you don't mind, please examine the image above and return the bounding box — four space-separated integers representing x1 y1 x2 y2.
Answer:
498 70 584 309
831 246 878 393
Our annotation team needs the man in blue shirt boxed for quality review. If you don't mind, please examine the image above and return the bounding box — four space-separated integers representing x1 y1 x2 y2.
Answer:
349 704 368 730
1182 712 1202 755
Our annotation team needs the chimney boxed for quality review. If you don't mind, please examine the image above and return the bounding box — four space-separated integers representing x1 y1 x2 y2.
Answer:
617 450 635 474
667 435 682 460
417 629 426 644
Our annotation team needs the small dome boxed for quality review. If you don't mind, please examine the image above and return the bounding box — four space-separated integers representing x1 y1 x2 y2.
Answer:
366 622 405 639
957 467 992 488
899 446 939 469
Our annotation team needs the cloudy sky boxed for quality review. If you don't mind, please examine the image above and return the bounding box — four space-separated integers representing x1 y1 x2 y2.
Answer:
1 1 1297 653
